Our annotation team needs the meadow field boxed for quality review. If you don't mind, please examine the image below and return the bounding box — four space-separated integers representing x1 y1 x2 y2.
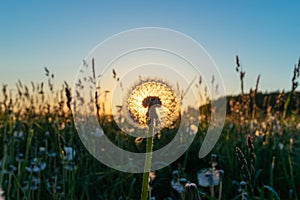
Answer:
1 57 300 200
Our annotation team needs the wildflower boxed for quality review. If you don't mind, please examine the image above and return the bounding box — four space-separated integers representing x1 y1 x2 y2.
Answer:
171 171 188 194
15 153 24 163
148 171 156 190
134 137 144 152
2 165 17 175
197 168 221 187
39 147 47 156
278 143 284 150
0 188 4 200
296 123 300 130
90 128 104 137
26 158 46 173
187 124 198 135
124 78 180 130
171 178 187 194
184 183 201 200
23 176 41 191
13 131 23 138
25 164 46 173
47 151 57 157
239 181 247 199
63 146 76 161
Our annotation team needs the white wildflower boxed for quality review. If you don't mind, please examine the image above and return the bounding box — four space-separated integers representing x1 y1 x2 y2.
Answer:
13 131 23 138
188 124 198 135
64 147 76 161
278 143 284 150
197 168 220 187
0 188 4 200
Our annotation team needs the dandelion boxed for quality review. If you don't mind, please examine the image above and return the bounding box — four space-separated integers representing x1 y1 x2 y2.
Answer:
0 188 4 200
184 183 201 200
296 123 300 130
47 151 57 157
90 128 104 137
124 78 180 131
240 181 247 200
25 158 46 173
2 165 17 175
148 171 156 190
45 131 50 136
13 131 23 138
171 178 187 194
148 171 156 198
278 143 284 150
63 147 76 161
171 170 188 198
23 176 41 191
15 153 24 163
124 78 180 200
39 147 47 156
197 168 220 187
187 124 198 135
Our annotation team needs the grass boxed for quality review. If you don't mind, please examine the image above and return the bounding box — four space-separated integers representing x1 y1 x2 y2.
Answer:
0 58 300 200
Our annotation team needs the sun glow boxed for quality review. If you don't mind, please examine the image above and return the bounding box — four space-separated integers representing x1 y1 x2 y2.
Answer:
125 78 180 129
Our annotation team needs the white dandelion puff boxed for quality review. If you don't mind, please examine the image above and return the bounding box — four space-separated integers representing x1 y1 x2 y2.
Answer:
64 147 76 161
124 78 180 131
197 168 221 187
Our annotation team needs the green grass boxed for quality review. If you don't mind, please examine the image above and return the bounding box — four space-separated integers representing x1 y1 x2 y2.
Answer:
1 60 300 200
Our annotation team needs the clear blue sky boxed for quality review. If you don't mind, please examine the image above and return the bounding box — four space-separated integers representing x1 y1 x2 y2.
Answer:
1 1 300 95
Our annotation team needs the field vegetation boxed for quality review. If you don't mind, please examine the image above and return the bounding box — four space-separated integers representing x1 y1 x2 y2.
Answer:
0 57 300 199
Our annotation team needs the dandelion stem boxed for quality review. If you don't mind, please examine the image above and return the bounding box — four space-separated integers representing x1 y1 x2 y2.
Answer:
218 181 223 200
209 185 214 198
141 121 154 200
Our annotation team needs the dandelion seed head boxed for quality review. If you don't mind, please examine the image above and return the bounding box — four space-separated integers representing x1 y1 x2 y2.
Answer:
124 78 180 130
63 147 76 161
0 188 4 200
197 168 221 187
